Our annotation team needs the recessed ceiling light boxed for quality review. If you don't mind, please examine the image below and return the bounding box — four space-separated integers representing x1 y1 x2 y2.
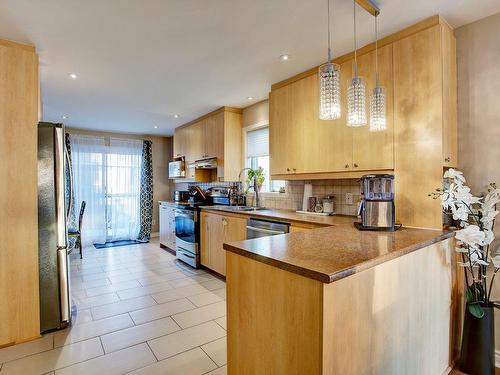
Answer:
68 73 78 80
154 125 159 129
280 54 290 61
173 114 180 119
247 96 254 101
62 115 69 119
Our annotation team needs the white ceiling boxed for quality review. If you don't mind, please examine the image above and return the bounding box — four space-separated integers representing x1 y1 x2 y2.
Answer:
1 0 499 136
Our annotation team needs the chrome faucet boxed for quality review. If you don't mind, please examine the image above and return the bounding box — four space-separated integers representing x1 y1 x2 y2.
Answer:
238 167 259 208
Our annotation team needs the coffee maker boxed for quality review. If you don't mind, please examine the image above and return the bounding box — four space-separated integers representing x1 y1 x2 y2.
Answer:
355 174 395 231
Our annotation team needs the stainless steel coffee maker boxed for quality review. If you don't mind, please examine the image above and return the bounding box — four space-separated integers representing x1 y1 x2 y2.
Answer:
355 174 395 231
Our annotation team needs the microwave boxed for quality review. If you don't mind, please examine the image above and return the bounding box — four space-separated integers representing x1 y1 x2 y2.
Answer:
169 160 185 178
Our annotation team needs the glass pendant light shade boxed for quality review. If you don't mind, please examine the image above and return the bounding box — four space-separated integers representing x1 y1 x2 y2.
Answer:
319 62 341 120
369 86 386 131
347 75 367 127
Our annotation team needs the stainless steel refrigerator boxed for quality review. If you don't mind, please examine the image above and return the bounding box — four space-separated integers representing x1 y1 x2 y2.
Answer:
38 122 72 332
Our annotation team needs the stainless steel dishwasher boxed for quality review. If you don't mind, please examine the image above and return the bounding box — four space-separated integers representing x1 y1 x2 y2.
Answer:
246 218 290 239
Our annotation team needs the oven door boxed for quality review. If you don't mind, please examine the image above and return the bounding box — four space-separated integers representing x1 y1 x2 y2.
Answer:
174 209 197 250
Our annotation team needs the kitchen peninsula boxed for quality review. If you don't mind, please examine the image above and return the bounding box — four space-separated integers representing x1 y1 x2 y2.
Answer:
224 219 456 375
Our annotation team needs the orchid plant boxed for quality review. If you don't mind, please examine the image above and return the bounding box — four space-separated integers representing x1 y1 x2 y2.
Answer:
430 169 499 318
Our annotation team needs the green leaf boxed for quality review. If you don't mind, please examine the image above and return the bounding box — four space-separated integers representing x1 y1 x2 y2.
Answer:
468 303 485 318
466 287 485 318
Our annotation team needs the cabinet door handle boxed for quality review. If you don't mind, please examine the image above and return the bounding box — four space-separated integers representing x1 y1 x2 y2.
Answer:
354 163 358 168
444 157 451 162
292 168 296 173
286 168 290 172
222 218 228 226
345 164 349 169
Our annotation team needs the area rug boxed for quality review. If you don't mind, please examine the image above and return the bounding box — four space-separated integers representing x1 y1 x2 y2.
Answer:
94 240 144 249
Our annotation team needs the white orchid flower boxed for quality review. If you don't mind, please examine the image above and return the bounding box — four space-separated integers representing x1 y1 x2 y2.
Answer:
444 168 466 184
481 209 498 226
455 225 485 247
451 204 469 221
469 250 489 266
484 229 495 246
483 190 500 210
492 255 500 269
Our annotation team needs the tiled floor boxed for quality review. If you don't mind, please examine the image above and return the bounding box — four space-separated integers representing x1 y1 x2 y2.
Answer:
0 238 227 375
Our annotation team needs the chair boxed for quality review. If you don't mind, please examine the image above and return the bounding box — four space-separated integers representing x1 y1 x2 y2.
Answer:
69 201 86 259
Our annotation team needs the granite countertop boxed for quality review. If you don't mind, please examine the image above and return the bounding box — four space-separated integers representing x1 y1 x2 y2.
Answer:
221 210 453 283
201 206 348 227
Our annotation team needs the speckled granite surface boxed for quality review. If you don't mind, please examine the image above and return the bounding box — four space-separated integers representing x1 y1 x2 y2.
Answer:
221 211 454 283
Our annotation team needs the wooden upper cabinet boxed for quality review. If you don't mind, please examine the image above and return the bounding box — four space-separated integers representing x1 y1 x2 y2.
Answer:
441 23 458 168
173 107 242 182
269 85 291 175
351 44 394 171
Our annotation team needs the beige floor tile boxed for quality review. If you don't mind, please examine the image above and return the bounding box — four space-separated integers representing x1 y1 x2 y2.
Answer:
53 313 134 347
187 291 224 307
156 271 191 282
101 317 180 353
168 277 198 288
1 338 103 375
91 295 156 320
205 366 227 375
73 292 120 309
200 279 226 291
152 283 210 304
80 272 109 282
85 280 141 297
71 308 94 325
148 321 226 360
201 337 227 366
0 334 53 363
214 316 226 330
80 278 112 289
128 347 217 375
136 274 172 286
108 273 142 284
172 301 226 329
130 298 196 325
212 287 226 300
117 281 173 300
55 343 156 375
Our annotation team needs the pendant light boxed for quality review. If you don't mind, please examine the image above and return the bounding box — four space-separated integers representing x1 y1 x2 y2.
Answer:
347 0 367 127
369 14 386 131
319 0 341 120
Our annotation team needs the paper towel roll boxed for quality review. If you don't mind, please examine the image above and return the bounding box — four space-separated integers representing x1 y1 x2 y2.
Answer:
302 183 312 211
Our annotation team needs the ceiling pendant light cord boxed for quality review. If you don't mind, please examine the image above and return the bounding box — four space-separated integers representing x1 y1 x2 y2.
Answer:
375 14 379 87
327 0 332 62
353 0 357 77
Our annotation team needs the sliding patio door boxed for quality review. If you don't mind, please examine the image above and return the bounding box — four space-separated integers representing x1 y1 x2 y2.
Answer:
105 139 142 242
72 135 143 245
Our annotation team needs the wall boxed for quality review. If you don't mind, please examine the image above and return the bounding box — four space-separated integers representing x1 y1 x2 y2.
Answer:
456 11 500 357
66 128 174 233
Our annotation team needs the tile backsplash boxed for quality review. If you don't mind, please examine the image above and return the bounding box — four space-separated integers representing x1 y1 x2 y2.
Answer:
246 179 362 216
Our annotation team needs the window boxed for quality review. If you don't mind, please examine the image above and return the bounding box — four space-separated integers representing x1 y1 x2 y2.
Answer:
245 126 285 193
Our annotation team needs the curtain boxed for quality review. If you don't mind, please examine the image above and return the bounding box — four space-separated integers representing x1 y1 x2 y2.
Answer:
65 133 77 231
106 138 143 242
71 135 107 246
137 140 153 242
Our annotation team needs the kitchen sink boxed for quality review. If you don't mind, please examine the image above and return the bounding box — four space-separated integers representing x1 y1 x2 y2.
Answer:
224 206 265 212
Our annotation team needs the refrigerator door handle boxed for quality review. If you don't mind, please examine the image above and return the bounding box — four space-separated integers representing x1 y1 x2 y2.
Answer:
55 126 67 249
57 248 70 323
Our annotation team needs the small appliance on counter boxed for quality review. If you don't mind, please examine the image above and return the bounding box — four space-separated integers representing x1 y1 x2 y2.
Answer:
168 157 186 179
174 190 190 202
355 174 397 231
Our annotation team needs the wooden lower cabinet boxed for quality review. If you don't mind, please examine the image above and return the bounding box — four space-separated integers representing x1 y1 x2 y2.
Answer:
159 203 176 250
200 212 246 276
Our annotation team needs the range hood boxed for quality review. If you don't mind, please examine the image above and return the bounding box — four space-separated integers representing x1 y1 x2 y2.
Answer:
189 157 217 169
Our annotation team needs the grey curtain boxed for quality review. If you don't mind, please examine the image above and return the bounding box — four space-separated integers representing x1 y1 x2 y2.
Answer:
137 140 153 242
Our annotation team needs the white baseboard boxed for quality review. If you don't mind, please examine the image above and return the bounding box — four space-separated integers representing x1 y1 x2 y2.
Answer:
496 349 500 367
150 232 159 238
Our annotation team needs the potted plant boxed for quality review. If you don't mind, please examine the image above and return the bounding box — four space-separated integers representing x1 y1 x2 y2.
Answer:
431 169 499 375
246 167 265 192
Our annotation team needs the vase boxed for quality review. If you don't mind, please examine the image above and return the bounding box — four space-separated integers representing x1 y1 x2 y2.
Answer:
458 304 495 375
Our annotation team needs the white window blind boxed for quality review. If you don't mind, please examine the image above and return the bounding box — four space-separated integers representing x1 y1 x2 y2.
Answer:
246 127 269 158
